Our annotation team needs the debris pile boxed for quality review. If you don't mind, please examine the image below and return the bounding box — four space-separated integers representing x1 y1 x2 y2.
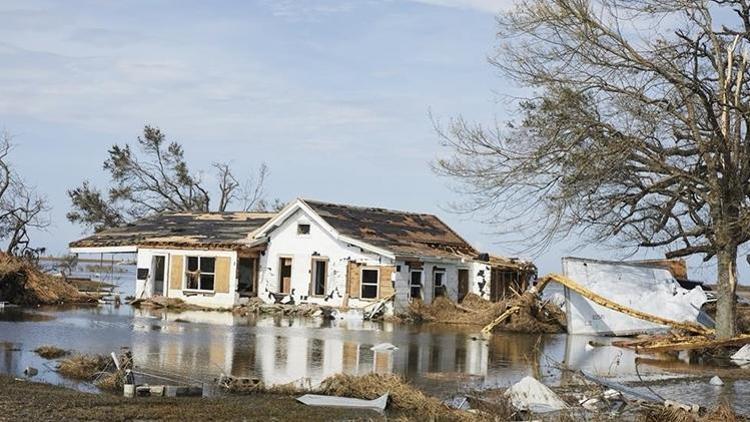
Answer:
233 297 324 318
0 254 93 305
405 292 565 334
130 297 208 311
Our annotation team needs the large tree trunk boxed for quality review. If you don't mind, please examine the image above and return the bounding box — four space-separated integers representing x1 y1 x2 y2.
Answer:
715 244 738 339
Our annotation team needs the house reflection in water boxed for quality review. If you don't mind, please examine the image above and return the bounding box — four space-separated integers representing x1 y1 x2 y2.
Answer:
129 312 507 391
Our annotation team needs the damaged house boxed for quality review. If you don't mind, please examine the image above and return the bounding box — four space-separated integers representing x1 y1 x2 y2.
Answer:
69 198 535 311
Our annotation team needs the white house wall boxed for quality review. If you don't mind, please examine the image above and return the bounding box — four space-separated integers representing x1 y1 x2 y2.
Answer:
259 209 395 308
135 247 239 309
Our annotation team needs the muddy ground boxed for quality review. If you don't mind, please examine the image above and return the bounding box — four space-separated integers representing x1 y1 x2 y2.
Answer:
0 375 387 422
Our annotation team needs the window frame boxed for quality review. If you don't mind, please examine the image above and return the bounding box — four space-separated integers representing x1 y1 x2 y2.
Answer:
433 269 446 298
310 257 328 297
360 267 380 300
297 223 311 236
183 256 217 293
409 270 423 300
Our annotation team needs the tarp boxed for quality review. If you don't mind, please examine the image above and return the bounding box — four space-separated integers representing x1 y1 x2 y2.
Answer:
562 257 709 335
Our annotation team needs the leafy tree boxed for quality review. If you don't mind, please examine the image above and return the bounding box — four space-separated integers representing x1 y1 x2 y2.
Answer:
435 0 750 338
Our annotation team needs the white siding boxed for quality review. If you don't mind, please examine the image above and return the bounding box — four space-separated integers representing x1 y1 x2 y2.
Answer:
135 247 239 309
258 208 394 308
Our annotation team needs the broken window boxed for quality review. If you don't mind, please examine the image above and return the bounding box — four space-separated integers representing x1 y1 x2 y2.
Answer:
297 223 311 235
361 268 379 299
410 270 422 300
185 256 216 291
433 270 445 298
312 259 327 296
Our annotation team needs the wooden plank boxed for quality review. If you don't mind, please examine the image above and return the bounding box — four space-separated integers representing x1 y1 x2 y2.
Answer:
347 261 361 298
378 266 395 299
214 256 231 293
169 255 183 290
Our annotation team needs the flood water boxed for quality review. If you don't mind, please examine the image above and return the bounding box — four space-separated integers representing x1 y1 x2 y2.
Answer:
0 304 748 415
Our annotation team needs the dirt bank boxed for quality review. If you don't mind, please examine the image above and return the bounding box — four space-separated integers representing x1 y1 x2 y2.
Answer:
0 375 385 422
0 254 93 305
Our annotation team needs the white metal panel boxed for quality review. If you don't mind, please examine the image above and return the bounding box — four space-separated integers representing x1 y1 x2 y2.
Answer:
562 257 708 336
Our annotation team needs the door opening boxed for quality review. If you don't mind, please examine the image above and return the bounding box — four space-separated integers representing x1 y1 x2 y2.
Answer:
152 255 166 296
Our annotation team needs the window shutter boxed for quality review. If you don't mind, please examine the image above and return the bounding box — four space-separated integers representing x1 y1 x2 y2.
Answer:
214 257 231 293
379 266 395 299
347 261 360 298
169 255 184 290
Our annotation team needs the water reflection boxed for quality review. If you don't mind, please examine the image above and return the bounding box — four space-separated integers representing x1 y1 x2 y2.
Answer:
0 305 747 414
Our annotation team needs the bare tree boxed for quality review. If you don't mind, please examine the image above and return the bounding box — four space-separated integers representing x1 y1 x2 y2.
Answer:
0 133 50 258
434 0 750 339
68 125 271 230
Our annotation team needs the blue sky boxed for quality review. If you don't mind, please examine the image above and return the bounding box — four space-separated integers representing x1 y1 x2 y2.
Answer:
0 0 735 282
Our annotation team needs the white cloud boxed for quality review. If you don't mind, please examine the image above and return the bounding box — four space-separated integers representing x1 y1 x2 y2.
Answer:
408 0 515 13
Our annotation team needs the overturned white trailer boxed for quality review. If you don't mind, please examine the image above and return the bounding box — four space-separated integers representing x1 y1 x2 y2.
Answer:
561 257 711 336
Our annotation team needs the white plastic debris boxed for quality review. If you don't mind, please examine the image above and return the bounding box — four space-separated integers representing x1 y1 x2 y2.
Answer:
297 393 389 412
370 343 398 352
23 366 38 377
504 376 568 413
731 344 750 367
709 376 724 386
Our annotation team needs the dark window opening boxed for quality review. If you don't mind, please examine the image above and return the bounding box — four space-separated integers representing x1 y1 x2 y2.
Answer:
433 271 445 298
312 259 327 296
409 271 422 299
297 223 311 235
361 269 379 299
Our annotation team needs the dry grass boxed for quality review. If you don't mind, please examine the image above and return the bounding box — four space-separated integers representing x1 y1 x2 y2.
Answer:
0 254 91 305
34 345 69 359
57 354 110 380
94 371 124 392
637 402 745 422
318 373 458 419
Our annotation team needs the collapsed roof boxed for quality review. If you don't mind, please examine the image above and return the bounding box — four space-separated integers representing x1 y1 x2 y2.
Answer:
302 199 478 260
69 212 274 250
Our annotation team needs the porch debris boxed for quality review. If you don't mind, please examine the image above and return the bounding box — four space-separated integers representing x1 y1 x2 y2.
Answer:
23 367 38 377
233 298 323 317
503 376 568 413
296 392 389 413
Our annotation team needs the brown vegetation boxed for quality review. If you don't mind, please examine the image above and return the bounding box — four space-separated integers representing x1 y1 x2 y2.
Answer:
131 297 208 311
57 354 110 380
0 254 92 305
639 402 745 422
34 345 69 359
